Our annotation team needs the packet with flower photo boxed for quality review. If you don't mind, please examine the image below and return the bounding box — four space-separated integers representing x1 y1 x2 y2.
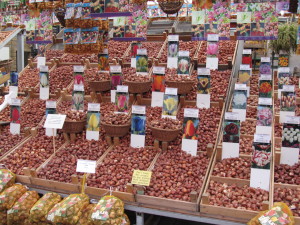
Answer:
278 68 291 89
280 91 296 112
98 51 109 71
136 55 148 74
177 51 190 75
207 41 218 58
259 62 271 75
257 105 272 127
72 91 85 111
39 66 49 100
162 95 178 118
223 120 240 143
115 92 129 113
73 66 84 86
238 69 252 85
259 80 272 98
168 41 179 58
232 89 247 110
251 143 271 169
110 66 122 90
197 75 211 94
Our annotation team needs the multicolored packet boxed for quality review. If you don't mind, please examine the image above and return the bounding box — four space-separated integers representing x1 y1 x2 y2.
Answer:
47 193 89 225
7 191 40 225
248 202 295 225
76 204 96 225
0 169 16 193
0 184 27 211
29 192 62 223
90 195 124 225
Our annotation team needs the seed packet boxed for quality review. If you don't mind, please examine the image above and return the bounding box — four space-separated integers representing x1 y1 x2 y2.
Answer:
197 75 211 94
82 3 91 19
65 3 75 20
74 3 83 19
115 92 129 113
251 143 271 169
281 92 296 112
232 89 247 109
162 95 178 117
223 120 240 143
72 90 85 111
282 123 300 148
259 80 272 98
64 28 75 44
257 105 272 127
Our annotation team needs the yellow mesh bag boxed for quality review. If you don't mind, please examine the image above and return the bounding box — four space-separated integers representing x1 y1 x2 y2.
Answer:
0 184 27 211
0 169 16 193
76 204 96 225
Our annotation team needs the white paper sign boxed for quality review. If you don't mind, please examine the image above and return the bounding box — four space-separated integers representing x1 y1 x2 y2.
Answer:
178 51 189 57
243 49 252 54
261 57 270 63
117 85 128 93
280 147 299 166
258 98 272 105
197 68 210 76
280 111 295 123
46 101 56 108
235 83 247 90
222 142 239 159
37 57 46 68
74 66 84 73
167 57 178 69
232 109 246 122
46 128 57 137
168 35 179 41
40 87 49 100
284 116 300 124
9 86 18 98
153 66 165 74
197 94 210 109
137 49 147 55
110 65 122 73
184 108 199 118
254 134 271 143
39 65 49 72
256 126 272 136
130 134 145 148
86 131 99 141
10 123 20 135
181 139 197 156
88 103 100 112
151 92 164 107
111 90 116 103
76 159 96 173
260 74 272 80
250 168 270 191
278 67 290 73
44 114 66 129
240 64 251 70
11 98 21 106
132 105 146 115
74 84 84 92
282 85 295 92
206 58 218 70
225 112 239 120
165 87 178 96
207 34 219 41
131 58 136 68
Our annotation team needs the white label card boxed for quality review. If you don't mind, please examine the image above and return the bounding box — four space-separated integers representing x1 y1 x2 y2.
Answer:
250 168 270 191
197 68 210 76
153 66 165 75
168 35 179 41
282 85 295 92
260 74 272 80
39 65 49 72
243 49 252 54
110 65 122 73
182 139 197 156
11 98 21 106
280 147 299 166
88 103 100 112
167 57 178 69
197 94 210 109
284 116 300 124
111 90 116 103
222 142 239 159
165 87 178 96
207 34 219 41
261 57 270 63
278 67 290 73
130 134 145 148
258 98 272 106
40 87 49 100
254 134 271 143
43 114 66 129
132 105 146 115
131 58 136 68
240 64 251 70
178 51 189 57
184 108 199 118
86 130 99 141
151 92 164 107
206 58 218 70
235 83 247 90
137 49 147 55
116 85 128 93
225 112 239 120
37 57 46 68
46 101 56 108
76 159 96 173
74 66 84 73
74 84 84 92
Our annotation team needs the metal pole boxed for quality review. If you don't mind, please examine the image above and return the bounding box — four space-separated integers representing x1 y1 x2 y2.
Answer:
17 31 24 72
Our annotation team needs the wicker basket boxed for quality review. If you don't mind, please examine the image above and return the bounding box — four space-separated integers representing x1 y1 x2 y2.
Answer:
124 80 152 94
89 80 111 92
62 119 86 133
165 80 194 95
101 121 131 137
149 125 182 142
158 1 183 15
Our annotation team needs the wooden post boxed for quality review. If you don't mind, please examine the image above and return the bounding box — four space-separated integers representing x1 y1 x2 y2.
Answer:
23 167 31 177
180 96 185 108
106 136 112 146
274 152 280 165
136 185 144 195
70 133 76 142
162 141 168 151
202 193 210 204
216 145 222 161
126 183 134 193
206 143 213 158
262 201 269 210
136 94 142 105
113 137 120 146
31 128 38 136
30 169 37 178
71 175 79 184
154 140 160 149
63 133 69 142
190 191 198 203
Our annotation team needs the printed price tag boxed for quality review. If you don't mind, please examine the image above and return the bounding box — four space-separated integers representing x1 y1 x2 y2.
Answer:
260 74 272 80
39 65 49 72
258 98 272 106
197 68 210 75
37 57 46 68
284 116 300 124
178 51 189 57
131 170 152 186
225 112 239 120
235 83 247 90
74 66 84 73
283 85 295 92
165 87 178 95
153 66 165 75
240 64 251 70
184 108 198 118
132 105 146 115
43 114 66 129
88 103 100 112
243 49 252 54
137 49 147 55
116 85 128 93
207 34 219 41
254 134 271 143
110 65 122 73
168 35 179 41
76 159 96 173
278 67 290 73
261 57 270 63
11 98 21 106
46 101 56 108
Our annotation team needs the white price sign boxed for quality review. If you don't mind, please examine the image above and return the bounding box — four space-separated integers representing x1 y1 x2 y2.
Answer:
207 34 219 41
283 85 295 92
254 134 271 143
74 66 84 73
225 112 239 120
240 64 251 70
165 87 178 96
117 85 128 93
258 98 272 106
284 116 300 124
197 68 210 76
261 57 270 63
132 105 146 115
153 66 165 75
11 98 21 106
168 35 179 41
74 84 84 92
46 101 56 108
37 57 46 68
88 103 100 112
243 49 252 55
43 114 66 129
76 159 96 173
184 108 199 118
178 51 189 57
137 49 147 55
110 65 122 73
278 67 290 73
235 83 247 90
39 65 49 72
260 74 272 80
